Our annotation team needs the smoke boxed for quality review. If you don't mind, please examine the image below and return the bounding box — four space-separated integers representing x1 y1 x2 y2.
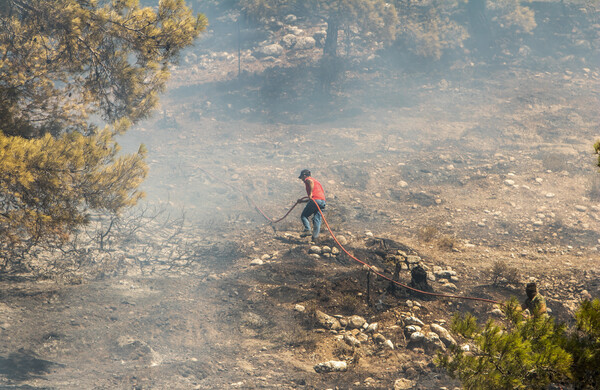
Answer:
118 1 599 246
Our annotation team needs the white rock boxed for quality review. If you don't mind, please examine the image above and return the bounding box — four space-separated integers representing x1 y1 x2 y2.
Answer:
256 44 283 57
347 315 367 329
430 323 457 347
504 179 515 186
314 361 347 373
406 255 421 264
357 332 369 343
315 310 341 330
294 304 305 312
343 334 361 347
434 270 457 279
404 316 425 326
384 339 394 350
280 34 297 49
394 378 415 390
442 282 457 291
250 259 264 266
309 246 322 254
404 325 421 335
575 205 588 212
410 331 425 342
366 322 379 333
294 36 316 50
545 193 556 198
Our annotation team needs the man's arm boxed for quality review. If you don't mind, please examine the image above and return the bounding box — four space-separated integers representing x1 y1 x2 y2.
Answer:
306 179 314 199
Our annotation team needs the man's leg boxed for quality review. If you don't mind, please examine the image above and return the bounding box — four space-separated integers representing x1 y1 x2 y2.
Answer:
311 200 325 240
300 203 315 236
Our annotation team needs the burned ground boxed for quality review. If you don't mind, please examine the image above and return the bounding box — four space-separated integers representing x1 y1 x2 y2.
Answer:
1 5 600 389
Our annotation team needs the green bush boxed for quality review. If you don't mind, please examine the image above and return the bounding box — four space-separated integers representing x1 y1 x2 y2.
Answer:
438 298 570 389
438 298 600 389
568 299 600 388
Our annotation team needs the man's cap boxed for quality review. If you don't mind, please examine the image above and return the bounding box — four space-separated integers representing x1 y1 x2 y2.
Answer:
298 169 311 179
526 282 537 292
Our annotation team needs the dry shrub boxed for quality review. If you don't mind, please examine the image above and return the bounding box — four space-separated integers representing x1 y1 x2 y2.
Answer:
333 342 354 360
282 324 319 351
540 152 568 173
398 7 468 60
586 174 600 201
418 226 438 242
340 294 363 314
491 260 520 286
301 302 319 329
437 235 456 251
333 341 363 366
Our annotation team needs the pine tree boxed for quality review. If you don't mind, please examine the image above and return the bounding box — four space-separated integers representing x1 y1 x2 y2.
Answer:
568 299 600 388
437 298 572 390
0 0 206 271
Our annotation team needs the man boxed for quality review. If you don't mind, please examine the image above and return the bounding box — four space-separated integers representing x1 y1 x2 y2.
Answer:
522 282 547 317
297 169 326 241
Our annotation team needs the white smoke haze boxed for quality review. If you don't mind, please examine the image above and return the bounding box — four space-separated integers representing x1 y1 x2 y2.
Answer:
120 0 599 250
3 2 600 389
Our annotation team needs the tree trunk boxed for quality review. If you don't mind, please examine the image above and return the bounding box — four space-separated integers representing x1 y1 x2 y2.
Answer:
323 18 339 57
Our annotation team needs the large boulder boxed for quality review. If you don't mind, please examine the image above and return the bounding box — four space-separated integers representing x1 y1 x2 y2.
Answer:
294 36 316 50
315 310 342 330
347 315 367 329
255 44 284 58
430 323 457 347
314 360 347 373
280 34 297 49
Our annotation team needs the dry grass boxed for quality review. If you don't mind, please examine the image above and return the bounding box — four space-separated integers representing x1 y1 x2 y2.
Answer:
491 260 520 286
540 152 569 173
586 174 600 201
282 324 319 351
340 294 363 314
437 235 456 251
418 226 438 242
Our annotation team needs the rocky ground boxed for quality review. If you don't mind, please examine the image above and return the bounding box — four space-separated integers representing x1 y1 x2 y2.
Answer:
1 9 600 390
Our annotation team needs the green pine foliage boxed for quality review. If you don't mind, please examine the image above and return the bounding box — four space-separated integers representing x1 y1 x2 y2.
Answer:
0 0 205 271
438 298 600 389
437 298 571 390
568 299 600 388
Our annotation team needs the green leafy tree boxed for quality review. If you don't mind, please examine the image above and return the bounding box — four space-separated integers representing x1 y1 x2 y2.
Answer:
437 298 572 390
0 0 206 271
